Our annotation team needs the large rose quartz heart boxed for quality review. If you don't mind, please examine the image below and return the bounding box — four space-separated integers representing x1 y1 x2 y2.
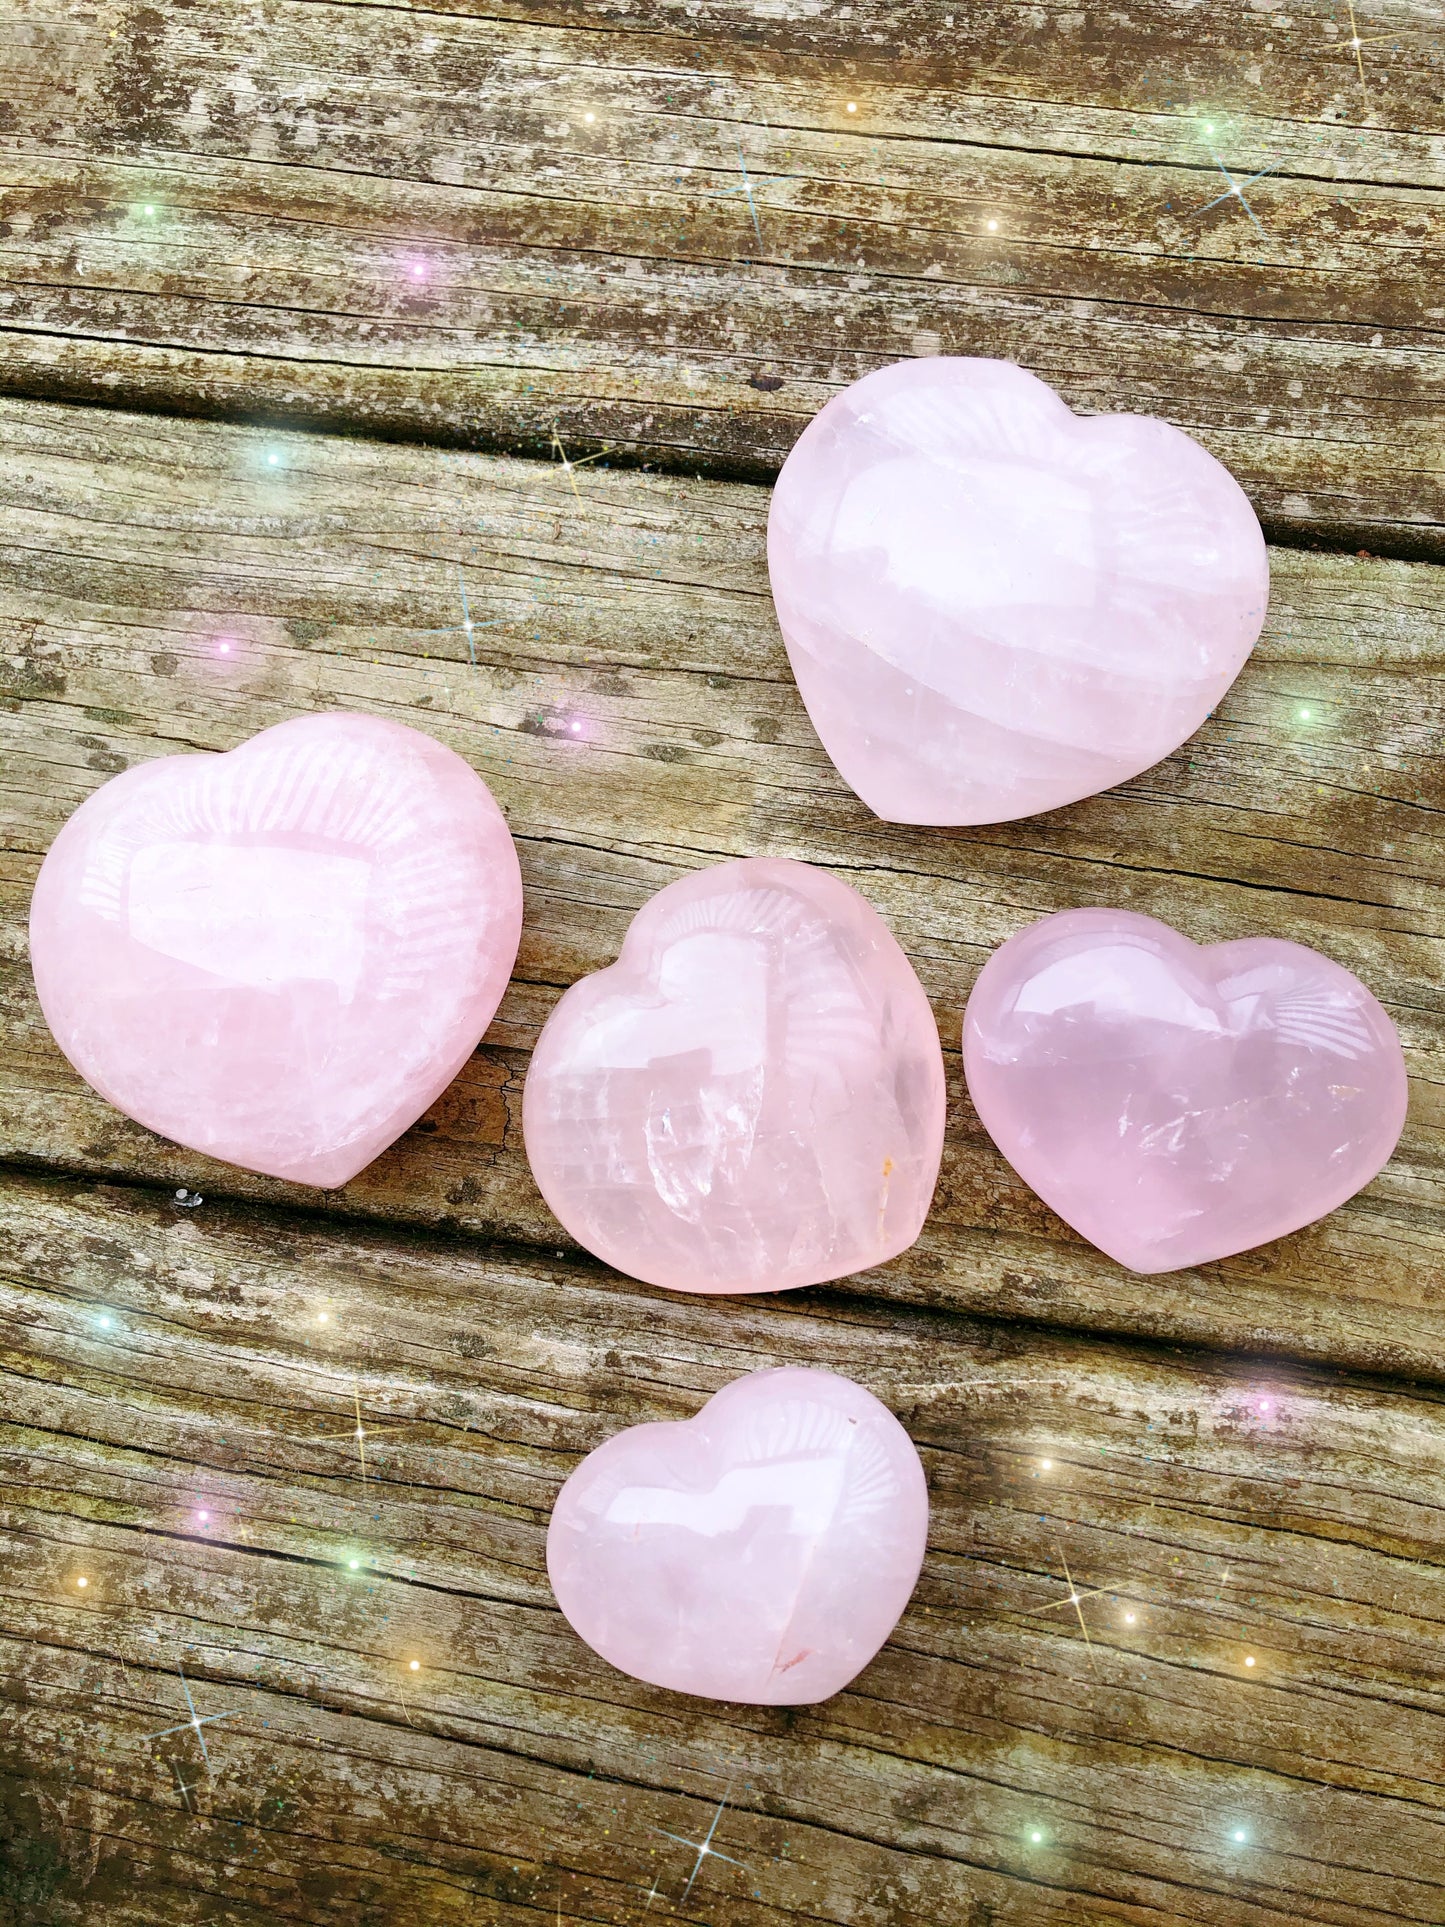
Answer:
767 357 1270 825
963 908 1408 1274
548 1366 929 1705
30 712 523 1188
522 857 946 1294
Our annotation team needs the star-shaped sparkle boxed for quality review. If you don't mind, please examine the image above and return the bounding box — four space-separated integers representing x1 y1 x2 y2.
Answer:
415 566 508 664
652 1792 751 1901
1187 152 1280 240
141 1662 240 1777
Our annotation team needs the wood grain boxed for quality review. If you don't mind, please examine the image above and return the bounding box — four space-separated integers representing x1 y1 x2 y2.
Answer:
6 1167 1445 1924
1 0 1441 551
2 396 1443 1379
5 2 1443 1920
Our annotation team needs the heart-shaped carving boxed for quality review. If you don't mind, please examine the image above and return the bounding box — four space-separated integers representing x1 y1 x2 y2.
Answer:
768 357 1269 826
963 908 1408 1273
30 712 523 1188
548 1366 929 1704
523 857 946 1293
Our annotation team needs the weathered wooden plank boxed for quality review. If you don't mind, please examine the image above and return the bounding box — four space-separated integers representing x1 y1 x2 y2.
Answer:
5 1167 1445 1923
1 397 1443 1380
1 0 1441 551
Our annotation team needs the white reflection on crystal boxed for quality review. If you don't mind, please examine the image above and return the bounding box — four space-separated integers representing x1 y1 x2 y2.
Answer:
571 933 769 1075
127 843 371 997
606 1458 847 1537
1013 946 1220 1031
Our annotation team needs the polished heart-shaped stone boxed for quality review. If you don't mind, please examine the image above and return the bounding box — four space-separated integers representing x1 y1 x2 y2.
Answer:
30 712 523 1188
768 357 1269 826
963 907 1408 1274
523 857 946 1294
548 1366 929 1705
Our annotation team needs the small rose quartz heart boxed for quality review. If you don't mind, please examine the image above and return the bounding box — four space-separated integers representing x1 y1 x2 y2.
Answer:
768 357 1270 825
523 857 946 1294
548 1366 929 1705
30 712 523 1187
963 907 1408 1273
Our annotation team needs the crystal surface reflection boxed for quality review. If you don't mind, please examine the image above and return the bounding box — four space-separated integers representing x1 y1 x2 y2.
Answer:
547 1366 929 1704
963 907 1408 1273
522 857 946 1293
30 712 523 1187
768 357 1269 825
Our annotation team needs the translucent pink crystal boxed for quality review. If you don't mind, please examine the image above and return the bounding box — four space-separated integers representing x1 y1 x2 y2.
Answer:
30 712 523 1188
548 1366 929 1705
963 907 1408 1273
768 357 1269 825
523 857 946 1294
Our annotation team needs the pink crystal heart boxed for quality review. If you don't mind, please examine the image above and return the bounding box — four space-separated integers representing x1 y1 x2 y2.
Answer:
767 357 1270 825
548 1366 929 1705
963 907 1408 1273
30 712 523 1188
523 857 946 1294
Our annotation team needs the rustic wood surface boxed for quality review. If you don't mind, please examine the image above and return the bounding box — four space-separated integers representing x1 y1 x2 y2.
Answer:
2 0 1444 1918
2 396 1444 1386
8 1167 1445 1926
1 0 1441 552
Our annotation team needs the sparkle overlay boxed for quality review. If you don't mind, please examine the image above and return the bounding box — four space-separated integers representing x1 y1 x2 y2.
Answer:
414 565 505 664
734 143 764 247
1339 0 1400 97
549 429 614 500
141 1661 240 1778
1057 1545 1097 1674
652 1792 751 1902
172 1759 202 1813
1189 155 1281 241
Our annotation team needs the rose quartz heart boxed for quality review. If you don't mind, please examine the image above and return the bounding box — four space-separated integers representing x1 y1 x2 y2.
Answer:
963 907 1408 1273
767 357 1270 826
548 1366 929 1704
522 857 946 1294
30 712 523 1188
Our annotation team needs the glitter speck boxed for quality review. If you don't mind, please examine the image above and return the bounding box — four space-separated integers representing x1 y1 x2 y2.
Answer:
846 101 857 113
409 1659 420 1671
348 1559 361 1571
1232 1828 1248 1843
1039 1458 1053 1470
1244 1655 1256 1667
76 1576 88 1589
